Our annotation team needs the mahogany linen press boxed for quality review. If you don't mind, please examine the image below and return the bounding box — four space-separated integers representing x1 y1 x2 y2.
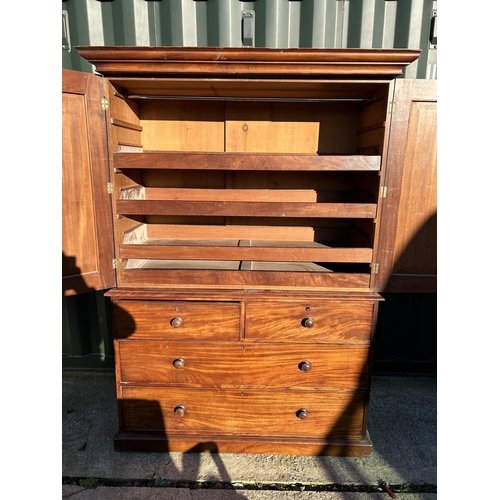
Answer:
63 46 434 456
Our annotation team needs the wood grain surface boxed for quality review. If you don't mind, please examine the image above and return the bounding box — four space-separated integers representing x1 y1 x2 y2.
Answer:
118 341 369 389
120 386 366 439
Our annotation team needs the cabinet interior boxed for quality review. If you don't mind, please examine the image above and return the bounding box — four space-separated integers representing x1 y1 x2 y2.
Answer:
106 79 391 289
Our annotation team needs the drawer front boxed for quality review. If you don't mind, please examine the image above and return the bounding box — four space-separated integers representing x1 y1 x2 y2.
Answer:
120 386 366 439
113 300 240 340
118 341 369 389
245 300 374 343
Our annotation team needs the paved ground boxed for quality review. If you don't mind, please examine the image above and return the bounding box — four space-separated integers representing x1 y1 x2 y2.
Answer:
62 371 437 499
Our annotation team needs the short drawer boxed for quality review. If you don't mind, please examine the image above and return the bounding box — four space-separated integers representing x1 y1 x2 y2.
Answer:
120 386 366 439
245 300 374 343
113 300 240 340
118 341 369 390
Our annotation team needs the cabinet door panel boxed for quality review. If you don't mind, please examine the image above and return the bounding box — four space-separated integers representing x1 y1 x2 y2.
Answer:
376 79 437 293
62 69 116 295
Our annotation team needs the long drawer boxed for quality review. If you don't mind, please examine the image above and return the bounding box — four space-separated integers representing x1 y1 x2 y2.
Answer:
245 300 374 343
113 300 241 340
118 341 369 389
120 386 366 439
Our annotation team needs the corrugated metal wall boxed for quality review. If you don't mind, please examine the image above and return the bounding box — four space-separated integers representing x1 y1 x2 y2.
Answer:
62 0 437 78
62 0 437 371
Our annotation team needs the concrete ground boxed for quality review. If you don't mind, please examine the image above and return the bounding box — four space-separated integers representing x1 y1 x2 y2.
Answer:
62 371 436 499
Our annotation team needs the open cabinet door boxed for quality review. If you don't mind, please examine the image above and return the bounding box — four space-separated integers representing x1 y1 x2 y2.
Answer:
376 78 437 293
62 69 116 296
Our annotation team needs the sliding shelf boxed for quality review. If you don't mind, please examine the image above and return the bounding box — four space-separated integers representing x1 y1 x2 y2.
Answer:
116 223 373 289
113 152 379 290
119 239 373 263
119 266 371 289
113 152 381 172
116 200 377 219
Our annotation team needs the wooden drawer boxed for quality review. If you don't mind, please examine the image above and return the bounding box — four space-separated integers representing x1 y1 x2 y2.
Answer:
113 300 240 340
118 341 369 390
245 300 374 343
120 386 366 439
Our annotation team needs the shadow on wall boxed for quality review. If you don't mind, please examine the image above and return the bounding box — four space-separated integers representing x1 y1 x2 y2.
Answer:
374 212 437 374
62 252 95 296
313 212 437 485
393 212 437 278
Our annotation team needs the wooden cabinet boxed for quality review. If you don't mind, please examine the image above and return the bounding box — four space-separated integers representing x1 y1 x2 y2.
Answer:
64 46 424 456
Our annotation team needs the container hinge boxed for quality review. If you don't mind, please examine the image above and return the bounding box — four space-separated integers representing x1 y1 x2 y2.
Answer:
112 259 118 269
101 97 109 110
107 182 114 194
372 263 379 274
380 186 387 198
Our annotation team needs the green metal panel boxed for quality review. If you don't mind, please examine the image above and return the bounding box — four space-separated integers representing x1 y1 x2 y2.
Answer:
62 0 437 77
373 293 437 374
62 291 114 369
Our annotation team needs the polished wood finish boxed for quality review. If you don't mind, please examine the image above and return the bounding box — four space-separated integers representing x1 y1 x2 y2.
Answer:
118 269 371 290
110 291 380 454
113 300 240 340
106 288 382 302
62 69 115 295
118 342 369 389
376 79 437 292
116 199 377 218
245 300 374 343
110 79 385 100
75 46 420 80
70 46 423 456
119 386 366 439
114 152 381 171
119 243 373 264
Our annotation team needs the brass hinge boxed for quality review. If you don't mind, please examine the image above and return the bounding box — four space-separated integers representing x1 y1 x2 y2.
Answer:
101 97 109 110
107 182 114 194
372 263 379 274
380 186 387 198
389 102 395 114
112 259 118 269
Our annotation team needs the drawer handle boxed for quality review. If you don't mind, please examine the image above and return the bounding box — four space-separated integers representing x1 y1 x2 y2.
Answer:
296 408 309 420
174 405 186 417
299 360 312 372
173 358 185 369
170 317 183 328
302 317 315 328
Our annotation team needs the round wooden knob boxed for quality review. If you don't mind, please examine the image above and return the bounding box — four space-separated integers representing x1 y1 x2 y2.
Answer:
296 408 308 420
170 317 183 328
299 361 312 372
173 358 185 369
302 317 315 328
174 405 186 417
